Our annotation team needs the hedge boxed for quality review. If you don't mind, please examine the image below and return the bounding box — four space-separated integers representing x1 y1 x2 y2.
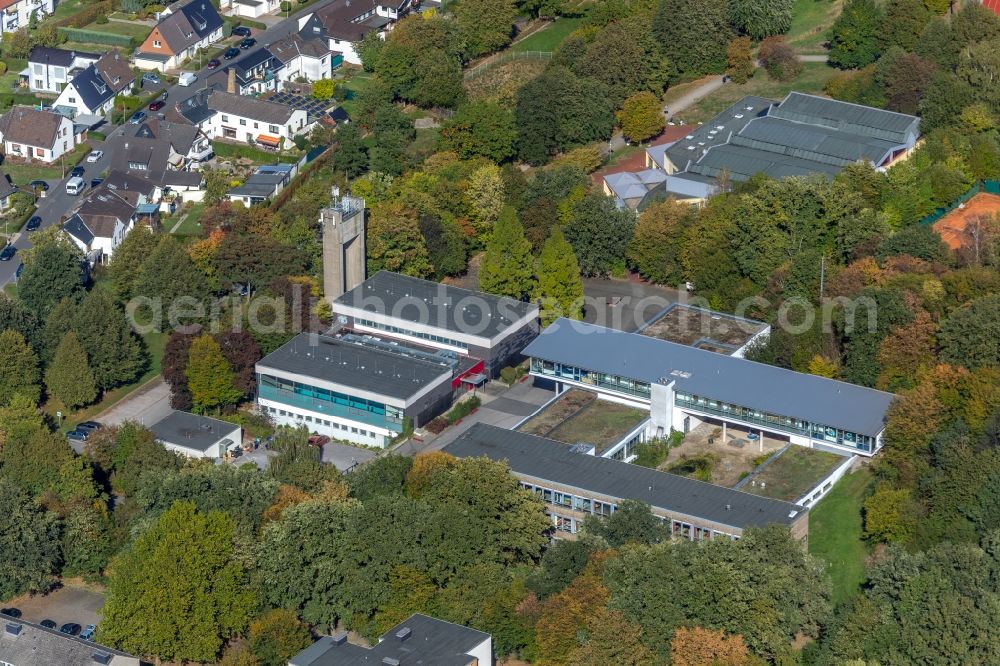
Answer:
212 140 300 163
53 0 113 29
0 92 45 111
57 27 133 47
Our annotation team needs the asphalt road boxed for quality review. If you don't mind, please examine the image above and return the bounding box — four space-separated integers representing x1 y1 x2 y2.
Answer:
0 0 325 288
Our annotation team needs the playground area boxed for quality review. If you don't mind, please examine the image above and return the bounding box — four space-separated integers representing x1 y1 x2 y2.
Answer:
932 191 1000 250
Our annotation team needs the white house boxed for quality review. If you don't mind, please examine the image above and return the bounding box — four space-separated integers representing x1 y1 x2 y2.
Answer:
0 0 54 35
53 51 135 120
148 410 243 459
24 46 99 94
0 105 76 163
269 34 337 83
134 0 224 72
222 0 280 19
296 0 403 65
61 187 140 263
206 91 310 148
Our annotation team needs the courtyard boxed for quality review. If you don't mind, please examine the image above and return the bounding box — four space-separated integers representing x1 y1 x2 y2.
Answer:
663 421 786 487
517 388 648 454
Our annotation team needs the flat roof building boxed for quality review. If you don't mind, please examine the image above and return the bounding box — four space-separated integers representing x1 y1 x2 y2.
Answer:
331 271 539 377
524 319 894 457
1 619 140 665
289 613 492 666
444 423 807 541
256 331 475 448
637 303 769 357
148 410 242 459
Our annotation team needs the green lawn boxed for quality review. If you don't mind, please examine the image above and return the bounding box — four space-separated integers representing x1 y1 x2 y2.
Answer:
675 62 838 124
51 0 86 20
339 69 375 118
745 446 845 502
4 162 64 185
547 400 648 453
511 17 583 53
787 0 842 54
808 467 873 607
0 58 27 92
168 202 206 236
83 20 152 41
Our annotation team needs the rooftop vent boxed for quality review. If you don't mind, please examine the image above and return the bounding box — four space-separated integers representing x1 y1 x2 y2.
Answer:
725 504 731 510
331 632 348 645
395 627 411 641
382 659 400 666
92 652 113 665
715 125 724 130
4 622 22 636
686 145 695 150
734 113 744 119
745 105 754 111
685 134 694 140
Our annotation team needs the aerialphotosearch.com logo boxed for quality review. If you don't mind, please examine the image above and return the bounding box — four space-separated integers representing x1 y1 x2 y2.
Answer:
123 283 881 341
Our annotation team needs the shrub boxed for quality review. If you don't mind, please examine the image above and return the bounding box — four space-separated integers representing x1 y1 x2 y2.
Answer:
280 0 292 10
633 438 672 468
500 366 523 386
446 395 481 424
0 62 7 76
53 0 112 28
95 14 109 24
425 417 449 434
759 36 802 81
57 27 132 46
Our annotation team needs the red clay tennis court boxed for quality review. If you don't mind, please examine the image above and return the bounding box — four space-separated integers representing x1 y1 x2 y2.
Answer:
933 192 1000 250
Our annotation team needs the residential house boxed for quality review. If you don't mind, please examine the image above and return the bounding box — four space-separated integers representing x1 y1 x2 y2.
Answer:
134 0 224 72
297 0 405 65
148 410 242 459
0 105 76 163
206 90 309 147
0 0 54 35
102 169 161 207
114 120 210 201
24 46 99 95
289 614 492 666
223 0 280 19
226 48 285 95
53 51 135 120
269 33 338 83
0 619 139 666
227 163 296 205
62 188 137 263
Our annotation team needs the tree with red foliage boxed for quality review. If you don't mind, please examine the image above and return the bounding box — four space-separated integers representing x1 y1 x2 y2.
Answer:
162 329 200 410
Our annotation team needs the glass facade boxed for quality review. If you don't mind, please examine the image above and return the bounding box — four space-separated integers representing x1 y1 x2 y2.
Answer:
674 391 875 453
530 357 651 399
258 373 404 432
356 318 469 350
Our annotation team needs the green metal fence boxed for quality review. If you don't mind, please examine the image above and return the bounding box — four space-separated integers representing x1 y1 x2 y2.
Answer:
918 180 1000 226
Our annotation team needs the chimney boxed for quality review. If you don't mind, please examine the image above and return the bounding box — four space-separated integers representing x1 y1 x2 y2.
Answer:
227 68 236 94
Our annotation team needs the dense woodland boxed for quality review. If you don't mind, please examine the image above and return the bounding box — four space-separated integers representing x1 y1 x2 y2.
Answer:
1 0 1000 663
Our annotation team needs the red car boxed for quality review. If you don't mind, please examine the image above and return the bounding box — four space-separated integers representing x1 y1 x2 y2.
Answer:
148 100 165 112
307 435 330 447
207 58 221 69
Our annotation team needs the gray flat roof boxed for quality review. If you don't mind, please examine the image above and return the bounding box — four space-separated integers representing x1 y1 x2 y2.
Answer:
256 332 453 400
444 424 802 530
290 613 489 666
773 92 919 142
149 410 239 452
524 319 894 437
334 271 537 340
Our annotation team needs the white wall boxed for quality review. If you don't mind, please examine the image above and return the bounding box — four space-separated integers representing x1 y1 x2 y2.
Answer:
1 0 54 34
466 637 493 666
1 115 75 163
259 399 393 448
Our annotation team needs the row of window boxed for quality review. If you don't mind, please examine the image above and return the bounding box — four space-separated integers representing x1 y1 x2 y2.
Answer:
356 318 469 350
520 482 616 517
530 358 652 399
674 391 876 453
259 374 404 421
264 405 382 440
220 114 282 134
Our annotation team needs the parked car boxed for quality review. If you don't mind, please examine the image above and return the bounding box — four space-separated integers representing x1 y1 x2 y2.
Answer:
60 623 82 636
178 72 197 87
86 149 103 163
231 25 251 37
149 100 165 112
308 434 330 447
223 47 240 60
240 37 256 49
65 177 85 195
91 178 104 188
14 262 23 281
80 624 96 641
70 166 85 178
77 420 103 432
141 72 161 85
207 58 221 69
26 215 41 231
130 110 147 125
66 428 90 442
0 244 15 261
0 608 21 618
40 619 57 629
29 179 49 191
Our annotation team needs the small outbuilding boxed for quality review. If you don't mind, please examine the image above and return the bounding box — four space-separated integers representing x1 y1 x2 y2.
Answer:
149 410 242 459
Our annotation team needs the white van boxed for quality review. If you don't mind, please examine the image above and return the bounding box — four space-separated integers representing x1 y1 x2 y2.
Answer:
178 72 197 87
65 177 85 195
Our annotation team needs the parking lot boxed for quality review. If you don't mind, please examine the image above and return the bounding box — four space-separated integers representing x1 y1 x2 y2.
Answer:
2 584 105 630
322 442 376 472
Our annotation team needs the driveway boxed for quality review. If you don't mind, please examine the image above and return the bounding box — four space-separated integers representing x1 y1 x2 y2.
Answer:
322 442 376 472
97 378 172 427
2 584 105 629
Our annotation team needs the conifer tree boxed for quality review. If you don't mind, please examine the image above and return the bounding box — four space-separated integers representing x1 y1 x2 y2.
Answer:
0 330 40 406
45 331 97 409
185 335 243 414
534 228 583 326
478 206 536 300
73 289 147 390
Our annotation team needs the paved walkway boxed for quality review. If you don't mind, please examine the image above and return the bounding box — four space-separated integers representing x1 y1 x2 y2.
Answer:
97 378 173 427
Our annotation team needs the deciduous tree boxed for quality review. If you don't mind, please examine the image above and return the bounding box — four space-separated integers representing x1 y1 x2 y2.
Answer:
627 199 694 284
653 0 732 78
565 193 635 276
73 289 147 390
0 480 62 600
135 236 211 332
110 227 158 301
616 92 663 143
367 202 433 277
331 122 369 178
670 626 749 666
828 0 884 69
726 36 755 84
729 0 793 40
247 609 313 666
439 101 517 162
455 0 517 57
0 329 40 406
939 294 1000 369
185 335 243 414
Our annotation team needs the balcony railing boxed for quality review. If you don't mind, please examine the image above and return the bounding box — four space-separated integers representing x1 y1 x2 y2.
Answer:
258 384 403 432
